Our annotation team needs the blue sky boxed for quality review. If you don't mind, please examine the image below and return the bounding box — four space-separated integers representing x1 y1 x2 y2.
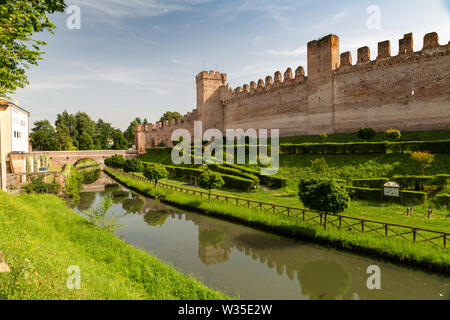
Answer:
13 0 450 130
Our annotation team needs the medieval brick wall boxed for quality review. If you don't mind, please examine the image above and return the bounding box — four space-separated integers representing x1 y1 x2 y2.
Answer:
135 32 450 154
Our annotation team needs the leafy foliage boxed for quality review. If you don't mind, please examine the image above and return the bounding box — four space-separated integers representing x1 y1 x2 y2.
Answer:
198 169 225 200
105 155 126 169
357 127 377 141
385 129 401 141
84 195 123 233
0 0 66 97
23 175 60 194
160 111 182 122
143 163 168 188
123 158 144 173
29 120 58 151
298 179 350 214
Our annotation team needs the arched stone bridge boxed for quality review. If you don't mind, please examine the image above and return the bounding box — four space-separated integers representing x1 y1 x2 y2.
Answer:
9 150 138 173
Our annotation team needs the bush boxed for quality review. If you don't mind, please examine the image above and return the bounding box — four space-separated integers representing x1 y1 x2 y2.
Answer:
298 179 350 214
123 159 144 173
280 142 386 155
392 175 433 190
352 178 389 188
105 155 126 169
411 151 435 176
387 140 450 154
434 174 450 187
432 194 450 208
402 190 427 205
357 127 376 141
198 169 225 200
223 164 286 188
23 175 61 194
385 129 401 141
347 187 381 202
143 163 169 187
208 163 259 184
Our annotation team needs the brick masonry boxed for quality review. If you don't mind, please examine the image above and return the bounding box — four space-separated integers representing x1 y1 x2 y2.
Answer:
135 32 450 154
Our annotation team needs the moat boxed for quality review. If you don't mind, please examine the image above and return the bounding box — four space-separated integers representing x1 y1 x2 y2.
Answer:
66 173 450 300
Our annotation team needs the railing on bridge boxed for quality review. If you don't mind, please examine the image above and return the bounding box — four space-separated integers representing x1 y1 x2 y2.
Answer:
107 167 449 249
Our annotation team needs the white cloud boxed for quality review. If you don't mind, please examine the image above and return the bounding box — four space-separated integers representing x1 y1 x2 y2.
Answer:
170 59 184 64
71 0 210 18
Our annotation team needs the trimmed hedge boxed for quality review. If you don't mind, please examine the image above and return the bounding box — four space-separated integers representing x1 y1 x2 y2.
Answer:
145 162 256 192
224 163 287 188
207 163 259 184
352 178 389 188
434 174 450 187
392 175 433 190
347 186 427 204
275 140 450 155
432 194 450 208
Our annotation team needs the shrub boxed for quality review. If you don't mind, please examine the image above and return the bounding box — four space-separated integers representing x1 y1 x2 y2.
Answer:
393 175 433 190
158 141 168 147
347 187 381 202
402 190 427 205
310 158 328 176
298 179 350 214
319 132 328 143
280 142 386 155
223 164 287 188
357 127 376 141
23 175 61 195
352 178 389 188
105 155 126 169
431 194 450 208
123 158 144 173
208 163 259 184
434 174 450 187
198 169 225 201
411 151 435 176
385 129 401 141
143 163 169 188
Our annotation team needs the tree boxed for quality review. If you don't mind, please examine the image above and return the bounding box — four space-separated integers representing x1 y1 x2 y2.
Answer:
0 0 66 98
319 133 328 143
143 163 168 189
357 127 376 141
77 131 94 150
198 169 225 202
298 179 350 214
160 111 182 123
95 119 114 150
385 129 401 141
74 112 96 138
111 129 128 150
124 117 142 147
310 158 328 177
56 123 76 150
30 120 58 151
105 155 126 169
411 151 435 176
123 159 144 173
55 111 77 138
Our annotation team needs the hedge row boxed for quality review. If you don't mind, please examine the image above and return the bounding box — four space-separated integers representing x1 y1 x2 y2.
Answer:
346 186 427 204
392 175 434 190
224 164 287 188
432 194 450 208
278 140 450 155
207 164 260 184
144 162 256 192
352 178 389 188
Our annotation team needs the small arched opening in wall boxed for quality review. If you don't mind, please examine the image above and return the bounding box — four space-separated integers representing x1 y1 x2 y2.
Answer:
74 158 101 185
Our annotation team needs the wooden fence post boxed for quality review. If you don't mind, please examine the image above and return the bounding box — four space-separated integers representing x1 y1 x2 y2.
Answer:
323 214 327 230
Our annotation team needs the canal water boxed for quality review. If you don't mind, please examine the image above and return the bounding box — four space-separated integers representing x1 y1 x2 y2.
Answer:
66 174 449 300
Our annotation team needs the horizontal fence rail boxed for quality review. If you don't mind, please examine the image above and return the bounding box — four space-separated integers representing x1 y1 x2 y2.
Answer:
107 168 449 249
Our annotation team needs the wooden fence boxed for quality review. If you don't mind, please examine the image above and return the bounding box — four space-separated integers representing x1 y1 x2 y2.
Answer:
107 168 449 249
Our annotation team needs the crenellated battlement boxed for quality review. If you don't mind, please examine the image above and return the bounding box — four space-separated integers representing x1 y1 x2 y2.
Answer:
335 32 450 74
136 31 450 151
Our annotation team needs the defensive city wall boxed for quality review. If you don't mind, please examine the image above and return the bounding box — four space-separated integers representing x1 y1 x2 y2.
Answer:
135 32 450 155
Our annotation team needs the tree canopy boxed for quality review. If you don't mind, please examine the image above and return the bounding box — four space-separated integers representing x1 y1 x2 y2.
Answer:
0 0 66 98
160 111 182 122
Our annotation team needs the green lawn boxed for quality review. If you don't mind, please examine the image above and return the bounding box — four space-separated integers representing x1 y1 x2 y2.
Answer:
0 191 228 300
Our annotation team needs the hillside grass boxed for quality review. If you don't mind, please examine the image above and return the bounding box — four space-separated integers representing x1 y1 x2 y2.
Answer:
0 191 228 300
106 169 450 273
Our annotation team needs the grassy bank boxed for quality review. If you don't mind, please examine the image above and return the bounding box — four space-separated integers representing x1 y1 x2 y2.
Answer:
0 191 228 300
105 169 450 274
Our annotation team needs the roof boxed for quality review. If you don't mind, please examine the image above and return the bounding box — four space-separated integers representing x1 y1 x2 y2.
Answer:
0 99 31 115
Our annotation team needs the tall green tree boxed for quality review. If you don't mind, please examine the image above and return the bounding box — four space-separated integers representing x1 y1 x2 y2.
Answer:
78 131 94 150
124 117 142 147
0 0 66 98
55 110 77 138
30 120 58 151
95 119 114 149
56 123 76 150
160 111 182 122
111 129 128 150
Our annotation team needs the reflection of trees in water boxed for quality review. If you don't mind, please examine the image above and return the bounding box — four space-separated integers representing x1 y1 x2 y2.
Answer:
75 192 96 211
111 190 129 203
298 261 351 300
122 198 144 213
78 168 101 184
104 183 120 192
144 210 170 226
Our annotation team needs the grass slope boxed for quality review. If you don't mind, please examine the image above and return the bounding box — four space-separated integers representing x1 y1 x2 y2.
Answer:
0 191 228 300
